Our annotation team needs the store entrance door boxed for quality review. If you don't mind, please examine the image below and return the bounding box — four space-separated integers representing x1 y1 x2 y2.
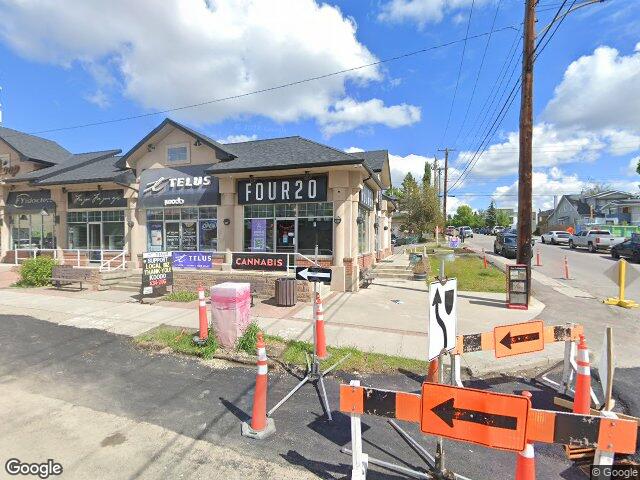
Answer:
88 222 102 262
275 219 296 253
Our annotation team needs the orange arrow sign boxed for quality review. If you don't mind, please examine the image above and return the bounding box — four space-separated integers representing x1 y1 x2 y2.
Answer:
494 320 544 358
421 383 530 452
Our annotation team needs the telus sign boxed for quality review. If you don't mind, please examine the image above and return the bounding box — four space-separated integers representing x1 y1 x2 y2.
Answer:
237 175 327 204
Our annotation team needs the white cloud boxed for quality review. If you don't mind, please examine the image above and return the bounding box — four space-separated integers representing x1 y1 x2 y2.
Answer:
629 156 640 176
345 146 365 153
378 0 490 26
84 89 109 108
217 134 258 144
0 0 420 135
543 45 640 132
389 151 464 190
445 196 469 216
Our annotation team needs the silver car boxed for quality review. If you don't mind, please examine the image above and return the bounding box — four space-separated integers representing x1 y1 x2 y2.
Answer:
540 230 571 245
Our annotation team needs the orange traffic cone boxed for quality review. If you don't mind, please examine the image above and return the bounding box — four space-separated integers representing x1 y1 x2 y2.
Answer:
315 292 327 359
241 332 276 439
564 256 570 280
427 359 439 382
193 285 208 346
515 391 535 480
483 249 488 269
535 250 542 267
573 335 591 415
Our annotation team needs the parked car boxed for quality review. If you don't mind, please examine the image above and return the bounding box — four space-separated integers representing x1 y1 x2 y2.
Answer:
491 226 504 235
459 226 473 238
479 227 491 235
494 233 517 259
568 230 626 253
540 230 571 245
611 239 640 263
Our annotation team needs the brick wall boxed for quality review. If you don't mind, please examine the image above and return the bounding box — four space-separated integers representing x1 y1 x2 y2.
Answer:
172 270 312 301
295 257 333 267
358 253 374 270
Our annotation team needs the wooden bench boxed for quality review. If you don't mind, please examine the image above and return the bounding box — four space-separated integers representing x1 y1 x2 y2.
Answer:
360 268 375 288
50 266 93 291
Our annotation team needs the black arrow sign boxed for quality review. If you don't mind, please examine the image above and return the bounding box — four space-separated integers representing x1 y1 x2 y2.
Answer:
431 289 448 350
499 331 540 350
431 398 518 430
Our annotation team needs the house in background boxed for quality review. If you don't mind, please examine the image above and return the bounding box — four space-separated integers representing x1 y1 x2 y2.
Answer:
601 198 640 225
547 191 638 228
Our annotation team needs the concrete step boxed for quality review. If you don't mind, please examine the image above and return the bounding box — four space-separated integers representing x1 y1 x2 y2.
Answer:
109 285 141 293
115 280 142 288
100 271 131 281
373 272 414 279
373 265 410 271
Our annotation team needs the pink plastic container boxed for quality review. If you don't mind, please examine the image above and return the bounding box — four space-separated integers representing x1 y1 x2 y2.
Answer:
210 282 252 348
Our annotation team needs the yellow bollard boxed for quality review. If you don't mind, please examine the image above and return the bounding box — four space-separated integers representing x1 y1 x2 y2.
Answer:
603 258 638 308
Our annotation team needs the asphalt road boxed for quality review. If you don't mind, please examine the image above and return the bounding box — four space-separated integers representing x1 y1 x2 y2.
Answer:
2 314 638 479
466 234 640 302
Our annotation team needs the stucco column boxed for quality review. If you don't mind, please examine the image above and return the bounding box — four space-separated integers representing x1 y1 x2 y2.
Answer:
217 177 236 254
50 187 66 255
0 186 8 261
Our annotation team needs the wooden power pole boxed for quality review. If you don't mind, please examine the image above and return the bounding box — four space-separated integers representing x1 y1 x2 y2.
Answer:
517 0 535 301
438 148 454 222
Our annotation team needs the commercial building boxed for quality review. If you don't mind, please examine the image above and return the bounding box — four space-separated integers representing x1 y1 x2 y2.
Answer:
0 119 395 292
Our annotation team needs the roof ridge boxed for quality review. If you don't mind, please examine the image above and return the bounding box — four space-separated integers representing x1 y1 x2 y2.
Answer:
223 135 300 145
72 148 121 156
295 136 362 161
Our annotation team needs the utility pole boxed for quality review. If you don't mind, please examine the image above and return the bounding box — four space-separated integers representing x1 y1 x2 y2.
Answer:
517 0 535 302
438 148 454 222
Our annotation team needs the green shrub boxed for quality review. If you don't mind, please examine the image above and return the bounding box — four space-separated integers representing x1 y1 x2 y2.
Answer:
237 322 260 354
163 290 199 302
18 256 57 287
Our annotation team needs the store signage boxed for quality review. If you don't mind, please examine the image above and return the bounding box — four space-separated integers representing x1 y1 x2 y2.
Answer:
232 252 288 271
1 165 20 176
5 190 56 213
237 175 327 205
138 165 220 208
359 185 374 210
67 189 127 209
141 251 173 296
171 251 213 269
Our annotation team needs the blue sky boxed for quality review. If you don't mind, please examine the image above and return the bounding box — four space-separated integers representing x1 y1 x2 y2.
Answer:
0 0 638 214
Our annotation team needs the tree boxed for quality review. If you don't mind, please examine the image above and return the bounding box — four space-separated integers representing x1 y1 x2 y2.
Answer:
496 209 512 227
485 201 497 228
422 161 431 188
401 172 419 195
581 181 611 196
451 205 475 227
636 157 640 175
399 172 443 236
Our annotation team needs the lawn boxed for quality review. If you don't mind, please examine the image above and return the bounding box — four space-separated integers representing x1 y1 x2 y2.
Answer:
428 255 505 293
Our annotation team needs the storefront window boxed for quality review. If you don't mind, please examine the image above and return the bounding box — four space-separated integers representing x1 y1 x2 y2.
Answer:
145 207 218 251
358 206 369 254
67 210 125 251
243 202 333 255
10 213 56 249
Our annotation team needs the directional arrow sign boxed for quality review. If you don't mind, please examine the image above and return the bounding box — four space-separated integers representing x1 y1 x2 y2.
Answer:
494 320 544 358
295 266 332 284
427 279 457 361
421 383 530 452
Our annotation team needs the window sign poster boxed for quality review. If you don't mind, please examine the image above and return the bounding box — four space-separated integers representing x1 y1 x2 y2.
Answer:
149 222 163 251
251 219 267 252
141 252 173 296
172 251 213 269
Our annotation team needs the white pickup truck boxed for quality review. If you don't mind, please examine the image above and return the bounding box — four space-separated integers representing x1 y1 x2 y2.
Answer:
568 229 626 253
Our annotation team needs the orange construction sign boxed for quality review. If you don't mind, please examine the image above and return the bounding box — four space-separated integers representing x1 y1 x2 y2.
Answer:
494 320 545 358
420 383 530 452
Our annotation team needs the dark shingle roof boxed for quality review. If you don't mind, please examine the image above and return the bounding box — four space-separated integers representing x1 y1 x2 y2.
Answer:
357 150 388 172
0 126 72 165
35 155 134 185
209 136 363 173
7 150 122 183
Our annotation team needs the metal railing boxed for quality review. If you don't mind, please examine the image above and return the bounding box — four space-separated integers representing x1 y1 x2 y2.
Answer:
12 248 127 271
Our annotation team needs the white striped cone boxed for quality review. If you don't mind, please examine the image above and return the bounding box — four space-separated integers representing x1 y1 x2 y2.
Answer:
315 293 327 358
515 443 535 480
251 333 268 431
197 286 208 341
573 335 591 414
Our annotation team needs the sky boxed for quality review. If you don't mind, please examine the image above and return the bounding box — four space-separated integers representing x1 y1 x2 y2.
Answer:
0 0 639 215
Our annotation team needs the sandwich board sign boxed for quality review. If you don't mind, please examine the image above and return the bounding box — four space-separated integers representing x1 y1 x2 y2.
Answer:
421 383 530 452
428 278 457 361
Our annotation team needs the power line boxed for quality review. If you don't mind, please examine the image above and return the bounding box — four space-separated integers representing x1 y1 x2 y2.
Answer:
439 0 476 146
11 23 518 138
451 0 503 147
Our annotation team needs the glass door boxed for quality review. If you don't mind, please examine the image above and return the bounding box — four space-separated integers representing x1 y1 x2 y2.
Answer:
165 222 181 251
181 221 198 251
88 222 102 262
275 219 296 253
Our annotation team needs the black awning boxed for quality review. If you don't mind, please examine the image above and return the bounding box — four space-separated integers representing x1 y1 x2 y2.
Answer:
6 190 56 214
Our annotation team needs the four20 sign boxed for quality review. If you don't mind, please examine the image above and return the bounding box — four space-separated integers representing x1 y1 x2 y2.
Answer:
428 278 457 361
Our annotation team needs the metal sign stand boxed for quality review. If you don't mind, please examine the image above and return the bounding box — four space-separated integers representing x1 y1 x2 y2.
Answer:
342 351 473 480
268 245 349 421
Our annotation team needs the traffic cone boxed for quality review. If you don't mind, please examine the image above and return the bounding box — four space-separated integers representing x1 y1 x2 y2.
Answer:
241 332 276 439
564 256 570 280
483 249 488 269
573 334 591 415
427 358 439 382
315 292 327 359
515 391 535 480
192 285 208 346
535 250 542 267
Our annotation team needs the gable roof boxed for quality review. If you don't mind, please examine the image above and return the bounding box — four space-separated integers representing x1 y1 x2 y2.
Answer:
6 149 122 184
115 118 235 169
563 194 591 215
583 190 634 199
0 126 72 165
35 155 134 186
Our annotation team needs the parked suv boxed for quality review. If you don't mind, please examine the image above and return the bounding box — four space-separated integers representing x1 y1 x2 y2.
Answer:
568 230 626 253
494 233 517 259
540 230 571 245
611 239 640 263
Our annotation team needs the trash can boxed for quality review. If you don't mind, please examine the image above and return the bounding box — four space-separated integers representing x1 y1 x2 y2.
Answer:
275 278 297 307
211 282 252 348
